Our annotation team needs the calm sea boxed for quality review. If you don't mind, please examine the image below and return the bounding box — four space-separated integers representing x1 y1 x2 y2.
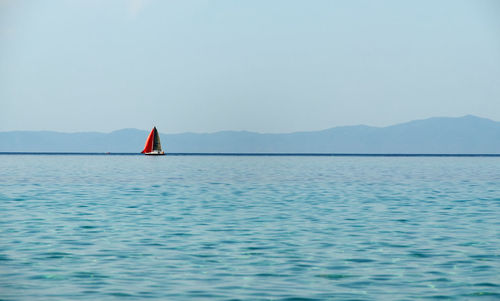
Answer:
1 155 499 300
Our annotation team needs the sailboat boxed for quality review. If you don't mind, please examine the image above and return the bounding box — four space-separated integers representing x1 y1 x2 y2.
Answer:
141 126 165 155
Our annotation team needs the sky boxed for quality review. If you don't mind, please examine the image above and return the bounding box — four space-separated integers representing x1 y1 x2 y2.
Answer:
1 0 500 133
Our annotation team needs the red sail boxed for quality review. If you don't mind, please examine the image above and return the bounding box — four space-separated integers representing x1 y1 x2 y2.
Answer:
141 128 155 153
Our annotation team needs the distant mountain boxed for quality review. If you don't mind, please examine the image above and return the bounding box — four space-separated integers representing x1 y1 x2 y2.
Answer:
1 115 499 153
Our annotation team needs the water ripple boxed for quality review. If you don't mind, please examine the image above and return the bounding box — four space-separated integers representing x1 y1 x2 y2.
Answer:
0 156 499 300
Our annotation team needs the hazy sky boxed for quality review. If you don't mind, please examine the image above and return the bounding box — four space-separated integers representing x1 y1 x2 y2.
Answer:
1 0 500 133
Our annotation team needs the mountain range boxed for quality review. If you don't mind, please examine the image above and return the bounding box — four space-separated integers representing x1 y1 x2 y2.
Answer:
1 115 499 153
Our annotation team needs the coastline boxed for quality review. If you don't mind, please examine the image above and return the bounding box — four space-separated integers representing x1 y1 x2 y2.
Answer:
1 152 499 157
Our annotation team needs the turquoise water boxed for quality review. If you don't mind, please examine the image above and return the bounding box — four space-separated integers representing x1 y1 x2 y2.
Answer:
1 155 499 300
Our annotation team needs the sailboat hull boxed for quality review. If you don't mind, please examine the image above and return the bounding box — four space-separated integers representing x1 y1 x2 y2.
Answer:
144 151 165 156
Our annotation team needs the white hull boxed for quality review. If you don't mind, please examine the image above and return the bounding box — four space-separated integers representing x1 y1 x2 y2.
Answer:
144 150 165 156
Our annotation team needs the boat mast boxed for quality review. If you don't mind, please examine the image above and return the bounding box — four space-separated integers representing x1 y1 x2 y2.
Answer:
152 127 155 152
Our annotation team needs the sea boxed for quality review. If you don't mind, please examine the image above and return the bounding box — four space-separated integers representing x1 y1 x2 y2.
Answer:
0 154 499 300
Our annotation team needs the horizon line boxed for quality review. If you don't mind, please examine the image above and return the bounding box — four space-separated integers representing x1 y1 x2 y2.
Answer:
1 152 499 157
